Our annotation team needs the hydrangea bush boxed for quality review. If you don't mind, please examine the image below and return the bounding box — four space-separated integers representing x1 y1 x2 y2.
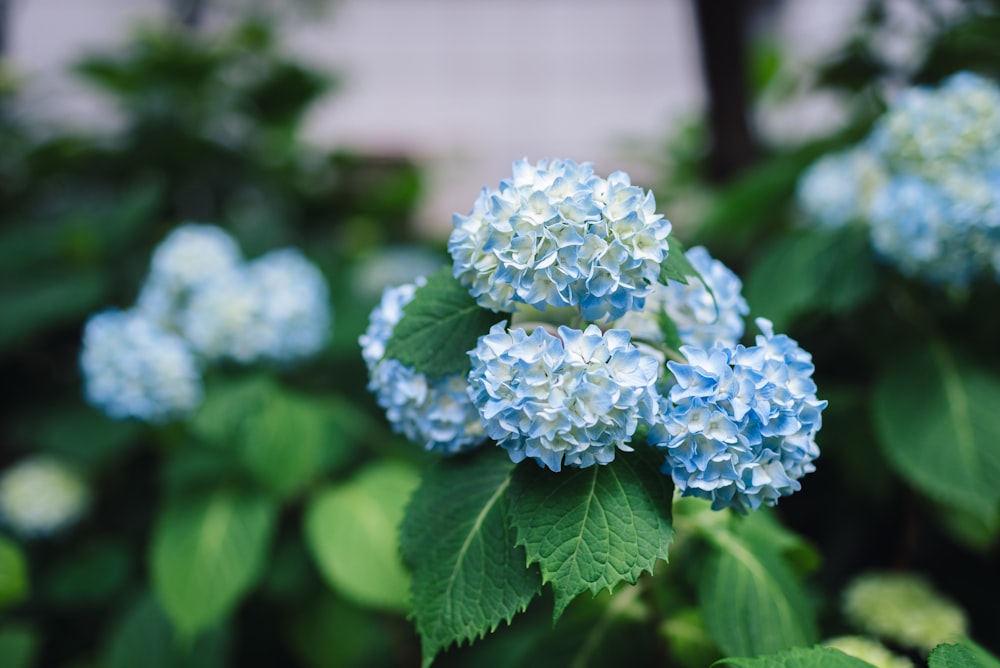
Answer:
362 158 830 664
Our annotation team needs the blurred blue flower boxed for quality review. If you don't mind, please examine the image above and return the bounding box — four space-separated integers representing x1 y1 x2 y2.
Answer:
650 318 825 513
449 158 673 321
868 173 1000 289
467 322 661 471
80 309 203 422
868 71 1000 177
796 148 886 228
0 456 90 539
615 245 749 351
137 223 243 325
360 280 486 455
179 248 332 363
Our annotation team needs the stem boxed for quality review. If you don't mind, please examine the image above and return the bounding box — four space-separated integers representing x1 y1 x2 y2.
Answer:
634 338 687 365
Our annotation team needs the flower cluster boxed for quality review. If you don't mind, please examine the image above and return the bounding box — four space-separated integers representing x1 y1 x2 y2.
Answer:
81 224 332 422
362 159 823 511
614 245 749 351
360 280 486 454
449 158 672 321
0 456 89 538
648 319 825 513
797 72 1000 289
81 309 203 422
842 572 968 652
468 322 660 471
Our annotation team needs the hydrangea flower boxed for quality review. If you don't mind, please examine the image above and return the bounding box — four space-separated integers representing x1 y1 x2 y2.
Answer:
179 248 332 363
649 318 825 513
822 636 914 668
843 572 968 652
796 148 886 228
81 309 203 422
614 246 749 350
0 456 90 538
868 71 1000 177
360 279 486 454
467 322 661 471
868 174 1000 289
137 224 243 325
449 158 673 321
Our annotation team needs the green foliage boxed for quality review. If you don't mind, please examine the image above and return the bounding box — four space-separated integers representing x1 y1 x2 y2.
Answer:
0 537 28 609
744 225 878 330
401 449 541 667
873 342 1000 522
659 236 698 285
41 540 130 607
384 267 503 377
714 645 875 668
150 487 277 638
193 377 344 498
929 643 1000 668
103 594 230 668
304 460 419 612
0 625 38 668
508 452 674 619
699 517 818 656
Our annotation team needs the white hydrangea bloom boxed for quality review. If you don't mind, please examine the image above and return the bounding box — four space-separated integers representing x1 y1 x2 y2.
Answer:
0 457 89 538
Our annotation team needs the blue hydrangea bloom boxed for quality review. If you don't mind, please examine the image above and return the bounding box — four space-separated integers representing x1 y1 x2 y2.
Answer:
868 174 1000 289
467 322 661 471
868 71 1000 177
615 246 749 351
449 158 673 321
796 148 886 228
0 456 90 539
137 224 243 325
360 279 486 454
649 318 825 513
179 248 332 363
80 309 203 422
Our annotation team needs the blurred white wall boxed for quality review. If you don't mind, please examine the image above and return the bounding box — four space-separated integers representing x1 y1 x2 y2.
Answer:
6 0 866 237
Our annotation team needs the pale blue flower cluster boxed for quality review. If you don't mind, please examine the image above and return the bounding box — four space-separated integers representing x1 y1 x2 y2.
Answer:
796 72 1000 289
81 308 203 422
180 248 332 363
869 71 1000 176
467 322 661 472
796 148 886 229
649 318 825 513
449 158 673 321
0 456 90 538
615 246 749 351
360 279 486 455
82 224 332 422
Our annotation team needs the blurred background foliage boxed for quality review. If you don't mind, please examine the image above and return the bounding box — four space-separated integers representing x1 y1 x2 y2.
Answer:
2 0 1000 666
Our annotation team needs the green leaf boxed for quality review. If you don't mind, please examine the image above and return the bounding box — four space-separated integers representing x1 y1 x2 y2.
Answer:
104 593 230 668
873 342 1000 521
659 236 698 285
0 270 108 349
150 487 276 638
304 460 419 613
929 643 1000 668
714 645 875 668
744 225 877 330
42 540 130 607
507 451 674 619
383 267 501 377
193 377 335 498
0 537 28 609
400 448 541 667
699 521 818 656
0 624 38 668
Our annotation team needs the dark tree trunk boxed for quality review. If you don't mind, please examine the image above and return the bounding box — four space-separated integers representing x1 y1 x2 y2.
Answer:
168 0 206 31
0 0 9 57
692 0 760 183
